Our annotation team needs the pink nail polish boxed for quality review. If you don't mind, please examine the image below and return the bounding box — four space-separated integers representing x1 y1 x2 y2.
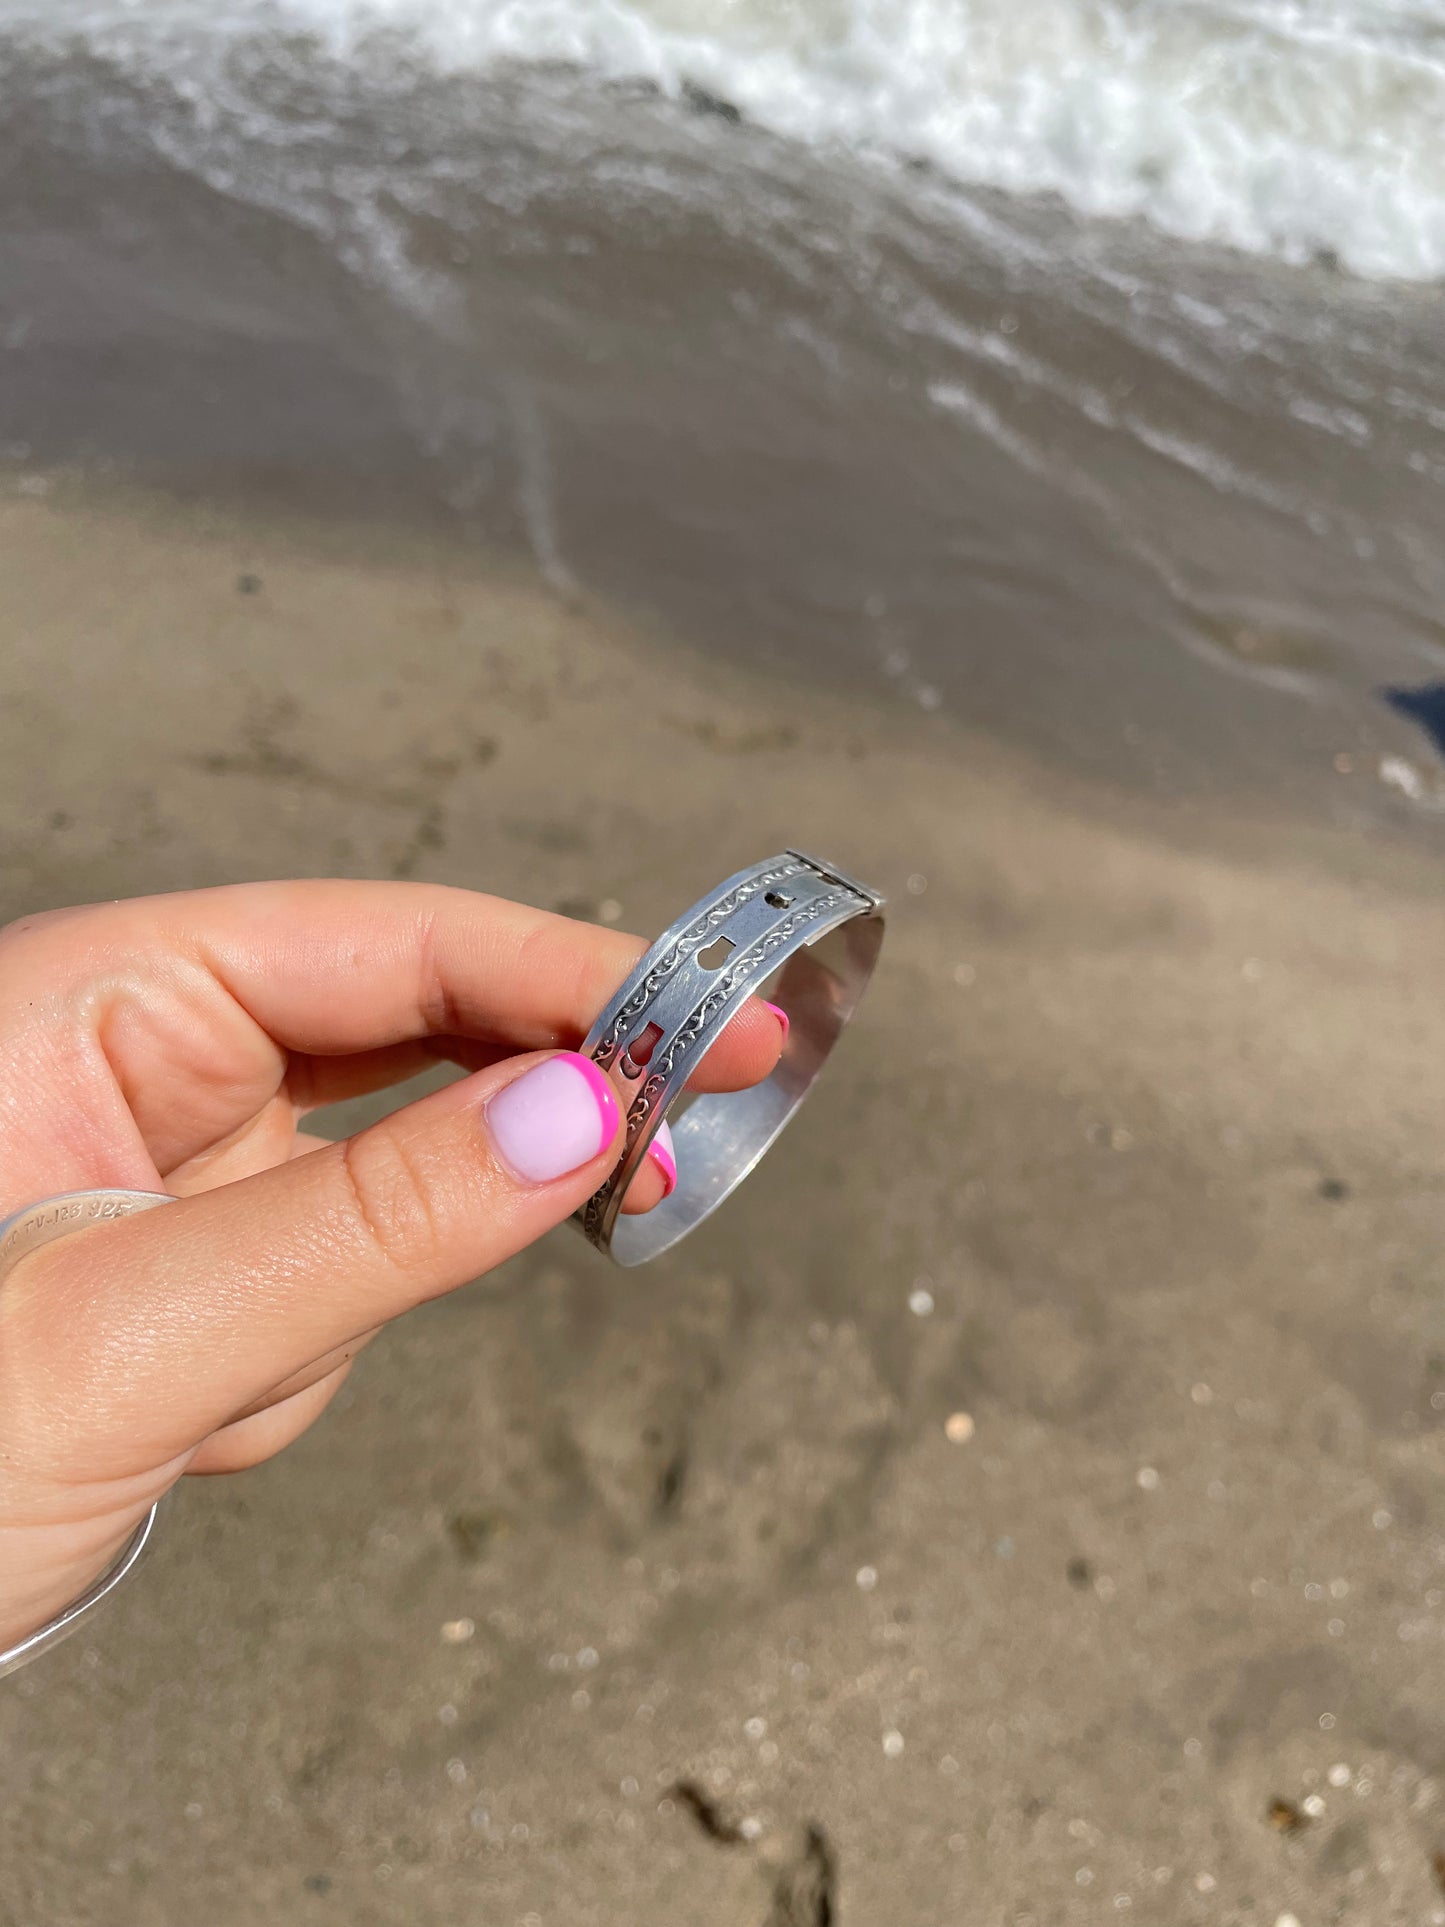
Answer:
764 1000 791 1044
646 1119 678 1198
487 1054 619 1184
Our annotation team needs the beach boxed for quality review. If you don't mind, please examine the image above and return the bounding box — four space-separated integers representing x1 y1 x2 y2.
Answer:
2 481 1445 1924
3 2 1445 1920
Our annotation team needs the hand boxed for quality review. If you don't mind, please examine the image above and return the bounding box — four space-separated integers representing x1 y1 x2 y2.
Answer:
0 881 784 1649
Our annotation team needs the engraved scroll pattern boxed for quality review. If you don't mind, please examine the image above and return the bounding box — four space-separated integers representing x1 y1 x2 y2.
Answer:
580 889 851 1241
588 857 809 1071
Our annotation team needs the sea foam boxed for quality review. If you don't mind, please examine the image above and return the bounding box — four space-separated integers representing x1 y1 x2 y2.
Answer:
6 0 1445 280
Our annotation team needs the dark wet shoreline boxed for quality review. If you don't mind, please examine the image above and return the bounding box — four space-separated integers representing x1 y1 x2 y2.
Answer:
3 47 1445 832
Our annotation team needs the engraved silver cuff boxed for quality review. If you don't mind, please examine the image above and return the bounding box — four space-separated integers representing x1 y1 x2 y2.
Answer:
575 850 884 1265
0 1188 175 1679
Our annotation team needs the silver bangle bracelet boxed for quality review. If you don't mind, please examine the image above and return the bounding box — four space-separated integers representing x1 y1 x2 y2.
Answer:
574 849 885 1265
0 1188 175 1679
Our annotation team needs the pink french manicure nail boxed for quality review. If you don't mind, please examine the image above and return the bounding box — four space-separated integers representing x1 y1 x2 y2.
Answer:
646 1118 678 1198
764 1000 790 1043
487 1054 619 1184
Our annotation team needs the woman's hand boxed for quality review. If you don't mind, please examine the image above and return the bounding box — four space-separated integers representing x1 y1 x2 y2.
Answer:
0 881 784 1649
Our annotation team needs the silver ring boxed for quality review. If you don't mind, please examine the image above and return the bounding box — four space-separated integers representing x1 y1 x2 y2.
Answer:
0 1187 175 1678
575 850 884 1266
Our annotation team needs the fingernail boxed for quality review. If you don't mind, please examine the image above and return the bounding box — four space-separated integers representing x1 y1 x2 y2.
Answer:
487 1053 619 1183
646 1119 678 1198
764 999 790 1044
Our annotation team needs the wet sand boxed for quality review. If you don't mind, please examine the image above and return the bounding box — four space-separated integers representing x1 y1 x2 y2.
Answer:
2 480 1445 1925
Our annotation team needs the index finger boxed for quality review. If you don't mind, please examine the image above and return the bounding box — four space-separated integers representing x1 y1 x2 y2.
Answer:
83 879 787 1092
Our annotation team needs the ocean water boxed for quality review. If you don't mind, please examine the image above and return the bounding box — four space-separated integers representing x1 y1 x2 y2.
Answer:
2 0 1444 805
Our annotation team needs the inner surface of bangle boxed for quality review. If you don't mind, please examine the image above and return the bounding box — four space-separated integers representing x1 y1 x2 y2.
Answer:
607 915 881 1266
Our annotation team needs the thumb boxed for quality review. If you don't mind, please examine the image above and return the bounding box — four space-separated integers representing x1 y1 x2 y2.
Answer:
0 1052 622 1483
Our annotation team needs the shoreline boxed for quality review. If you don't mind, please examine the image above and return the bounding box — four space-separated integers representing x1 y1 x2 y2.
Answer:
5 63 1443 824
5 465 1444 891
